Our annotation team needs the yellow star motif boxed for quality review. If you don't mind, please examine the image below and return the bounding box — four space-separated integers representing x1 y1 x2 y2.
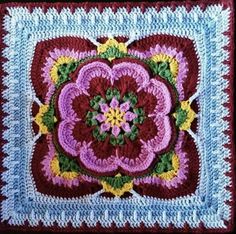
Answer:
104 107 125 127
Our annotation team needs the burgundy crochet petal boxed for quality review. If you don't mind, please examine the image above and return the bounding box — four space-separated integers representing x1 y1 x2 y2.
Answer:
71 94 90 119
117 138 142 160
91 138 116 160
31 37 96 103
87 77 111 99
113 76 138 98
31 135 101 197
72 120 94 143
138 117 158 142
129 34 198 99
135 91 157 115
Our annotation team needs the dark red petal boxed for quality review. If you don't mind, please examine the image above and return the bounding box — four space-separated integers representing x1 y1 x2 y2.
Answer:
88 77 111 99
133 131 199 198
31 37 96 102
31 135 101 197
72 94 90 119
97 36 128 44
138 117 158 142
129 34 198 99
113 76 138 98
91 136 116 160
31 101 40 134
117 138 142 160
136 91 157 115
72 120 94 143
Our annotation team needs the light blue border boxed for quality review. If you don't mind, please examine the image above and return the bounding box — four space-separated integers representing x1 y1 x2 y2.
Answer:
1 6 232 228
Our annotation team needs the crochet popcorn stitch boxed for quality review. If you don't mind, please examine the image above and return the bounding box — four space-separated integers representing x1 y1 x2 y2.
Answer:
0 1 234 233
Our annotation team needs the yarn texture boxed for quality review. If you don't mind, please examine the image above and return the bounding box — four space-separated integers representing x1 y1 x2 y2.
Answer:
0 1 234 232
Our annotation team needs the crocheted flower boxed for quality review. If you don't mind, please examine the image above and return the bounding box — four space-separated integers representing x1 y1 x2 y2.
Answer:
31 36 200 198
57 59 175 175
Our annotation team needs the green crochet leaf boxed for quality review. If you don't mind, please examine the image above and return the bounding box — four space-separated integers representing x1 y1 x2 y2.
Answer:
133 116 145 124
90 95 105 110
101 175 132 189
41 102 55 132
106 88 120 101
109 134 125 146
109 134 117 146
116 134 125 145
123 92 137 107
93 127 107 142
97 132 108 141
58 153 80 173
86 111 98 120
153 152 174 175
56 61 78 88
146 60 175 85
125 125 138 141
85 111 98 126
145 59 160 75
99 46 126 60
175 107 188 127
133 108 144 116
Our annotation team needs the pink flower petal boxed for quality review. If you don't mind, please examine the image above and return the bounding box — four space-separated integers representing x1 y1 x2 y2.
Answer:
112 126 120 137
100 123 111 132
110 97 119 109
124 111 137 121
95 113 106 123
100 103 109 113
120 101 130 112
121 122 131 133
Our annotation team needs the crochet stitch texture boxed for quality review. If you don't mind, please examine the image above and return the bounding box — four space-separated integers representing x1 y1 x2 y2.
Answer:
0 1 234 233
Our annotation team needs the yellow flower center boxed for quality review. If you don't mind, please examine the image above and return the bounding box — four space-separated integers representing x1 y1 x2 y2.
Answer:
104 108 125 127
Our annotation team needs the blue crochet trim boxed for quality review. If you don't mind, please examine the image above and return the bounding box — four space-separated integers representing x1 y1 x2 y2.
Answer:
1 6 232 228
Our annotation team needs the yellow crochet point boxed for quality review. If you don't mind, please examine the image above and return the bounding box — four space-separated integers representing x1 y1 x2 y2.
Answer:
50 156 79 180
97 38 127 61
34 104 49 134
151 53 179 80
101 176 133 197
50 157 61 176
50 56 76 84
179 100 196 131
157 154 180 181
61 171 78 180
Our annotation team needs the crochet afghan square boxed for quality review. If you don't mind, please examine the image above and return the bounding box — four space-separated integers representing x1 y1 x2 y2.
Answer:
0 1 235 233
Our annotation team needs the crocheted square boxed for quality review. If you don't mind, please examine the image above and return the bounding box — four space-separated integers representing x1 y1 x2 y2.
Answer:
0 1 234 233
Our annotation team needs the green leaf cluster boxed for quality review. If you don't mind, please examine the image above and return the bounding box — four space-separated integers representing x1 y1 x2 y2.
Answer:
153 152 174 174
